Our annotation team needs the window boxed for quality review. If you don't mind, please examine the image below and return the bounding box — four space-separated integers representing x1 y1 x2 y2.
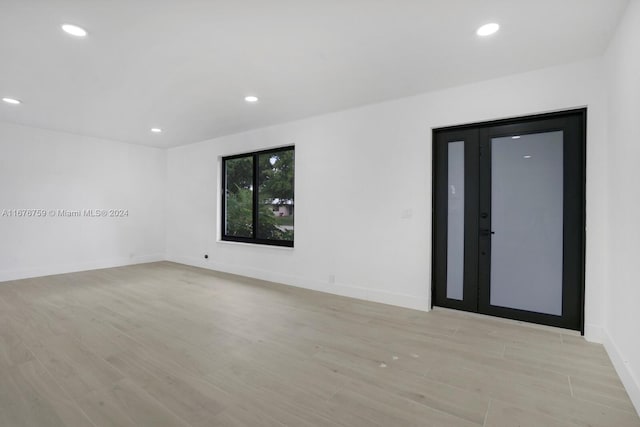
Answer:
222 146 294 247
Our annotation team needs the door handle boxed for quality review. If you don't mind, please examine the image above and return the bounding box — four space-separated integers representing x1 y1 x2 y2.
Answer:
480 229 495 237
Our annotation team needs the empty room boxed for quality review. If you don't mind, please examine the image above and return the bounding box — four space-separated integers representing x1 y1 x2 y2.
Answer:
1 0 639 426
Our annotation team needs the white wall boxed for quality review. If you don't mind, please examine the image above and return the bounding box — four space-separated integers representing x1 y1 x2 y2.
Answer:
0 122 166 281
166 58 608 342
603 0 640 413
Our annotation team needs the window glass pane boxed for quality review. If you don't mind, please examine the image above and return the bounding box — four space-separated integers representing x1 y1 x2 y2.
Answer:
225 156 253 238
257 149 294 241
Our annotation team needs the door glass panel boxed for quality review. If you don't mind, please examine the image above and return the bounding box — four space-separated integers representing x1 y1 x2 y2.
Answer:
490 131 563 315
447 141 465 300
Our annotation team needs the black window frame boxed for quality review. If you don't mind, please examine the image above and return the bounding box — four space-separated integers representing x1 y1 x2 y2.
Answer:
221 145 295 247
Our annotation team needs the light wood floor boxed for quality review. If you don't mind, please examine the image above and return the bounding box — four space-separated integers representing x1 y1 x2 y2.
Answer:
0 262 638 427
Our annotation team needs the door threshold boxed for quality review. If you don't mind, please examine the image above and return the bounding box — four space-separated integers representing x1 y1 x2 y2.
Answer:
431 306 581 336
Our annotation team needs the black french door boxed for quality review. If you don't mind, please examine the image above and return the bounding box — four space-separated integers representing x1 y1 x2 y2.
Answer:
432 109 586 331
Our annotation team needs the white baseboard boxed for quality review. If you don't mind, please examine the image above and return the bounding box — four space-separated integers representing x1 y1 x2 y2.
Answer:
0 253 165 283
602 330 640 416
167 255 431 312
584 323 604 344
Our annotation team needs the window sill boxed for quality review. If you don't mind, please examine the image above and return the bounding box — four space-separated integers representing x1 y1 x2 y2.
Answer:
217 239 294 250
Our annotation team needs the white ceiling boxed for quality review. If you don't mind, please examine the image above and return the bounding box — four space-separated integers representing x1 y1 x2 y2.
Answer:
0 0 629 147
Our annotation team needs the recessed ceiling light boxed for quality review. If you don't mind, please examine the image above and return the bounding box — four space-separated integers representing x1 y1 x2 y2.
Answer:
512 135 521 139
477 23 500 37
523 155 532 159
150 128 163 133
244 95 259 103
61 24 88 37
2 97 21 105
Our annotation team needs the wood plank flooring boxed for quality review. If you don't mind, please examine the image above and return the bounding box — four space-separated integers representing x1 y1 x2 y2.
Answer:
0 261 638 426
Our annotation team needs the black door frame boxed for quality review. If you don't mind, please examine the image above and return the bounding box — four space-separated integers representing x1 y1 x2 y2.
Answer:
431 109 586 333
